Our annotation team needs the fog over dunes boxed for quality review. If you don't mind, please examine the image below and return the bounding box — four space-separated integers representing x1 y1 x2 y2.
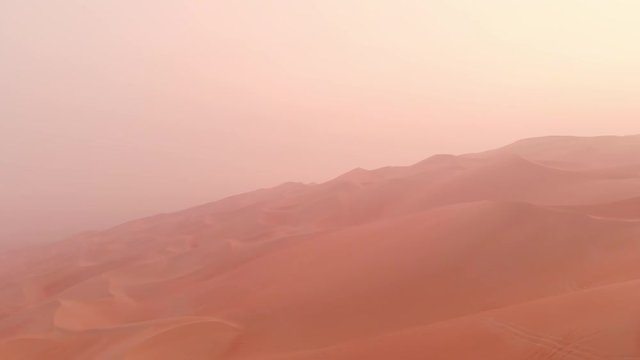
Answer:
2 135 640 359
4 0 640 251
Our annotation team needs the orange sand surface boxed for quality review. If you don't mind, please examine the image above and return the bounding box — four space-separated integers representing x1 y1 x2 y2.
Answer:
3 135 640 359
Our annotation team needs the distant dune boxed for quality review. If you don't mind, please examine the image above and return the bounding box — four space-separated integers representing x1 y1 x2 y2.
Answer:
2 135 640 359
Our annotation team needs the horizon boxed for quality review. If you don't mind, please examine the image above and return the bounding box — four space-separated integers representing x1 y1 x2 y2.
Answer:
5 2 640 357
23 132 640 246
3 1 640 248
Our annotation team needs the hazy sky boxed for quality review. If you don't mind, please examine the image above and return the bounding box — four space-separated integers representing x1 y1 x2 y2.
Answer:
2 0 640 248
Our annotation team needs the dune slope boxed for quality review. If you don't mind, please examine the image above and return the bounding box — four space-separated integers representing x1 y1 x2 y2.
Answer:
2 135 640 359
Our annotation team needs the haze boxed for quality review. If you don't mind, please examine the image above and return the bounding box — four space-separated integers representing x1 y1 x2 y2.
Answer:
2 0 640 249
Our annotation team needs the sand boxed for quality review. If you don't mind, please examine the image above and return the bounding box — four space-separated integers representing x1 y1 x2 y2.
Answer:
2 134 640 359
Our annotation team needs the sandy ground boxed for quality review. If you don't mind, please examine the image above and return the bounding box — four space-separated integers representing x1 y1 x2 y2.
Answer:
2 135 640 359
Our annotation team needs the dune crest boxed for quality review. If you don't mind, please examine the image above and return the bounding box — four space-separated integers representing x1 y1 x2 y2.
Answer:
3 135 640 359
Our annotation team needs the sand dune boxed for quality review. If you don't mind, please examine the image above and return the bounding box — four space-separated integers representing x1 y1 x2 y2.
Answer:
2 135 640 359
123 320 241 360
191 201 640 358
558 197 640 220
262 279 640 360
482 135 640 169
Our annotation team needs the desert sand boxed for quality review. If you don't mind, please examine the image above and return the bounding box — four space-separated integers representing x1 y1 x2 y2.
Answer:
2 135 640 359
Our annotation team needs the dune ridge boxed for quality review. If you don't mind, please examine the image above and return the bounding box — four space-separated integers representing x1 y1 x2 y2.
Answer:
2 135 640 359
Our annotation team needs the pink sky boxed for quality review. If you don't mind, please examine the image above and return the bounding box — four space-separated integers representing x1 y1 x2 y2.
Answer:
1 0 640 248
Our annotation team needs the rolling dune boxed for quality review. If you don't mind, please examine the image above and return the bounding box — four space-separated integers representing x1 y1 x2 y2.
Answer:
2 135 640 359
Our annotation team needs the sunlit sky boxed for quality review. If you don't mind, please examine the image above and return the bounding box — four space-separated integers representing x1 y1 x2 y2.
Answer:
1 0 639 247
